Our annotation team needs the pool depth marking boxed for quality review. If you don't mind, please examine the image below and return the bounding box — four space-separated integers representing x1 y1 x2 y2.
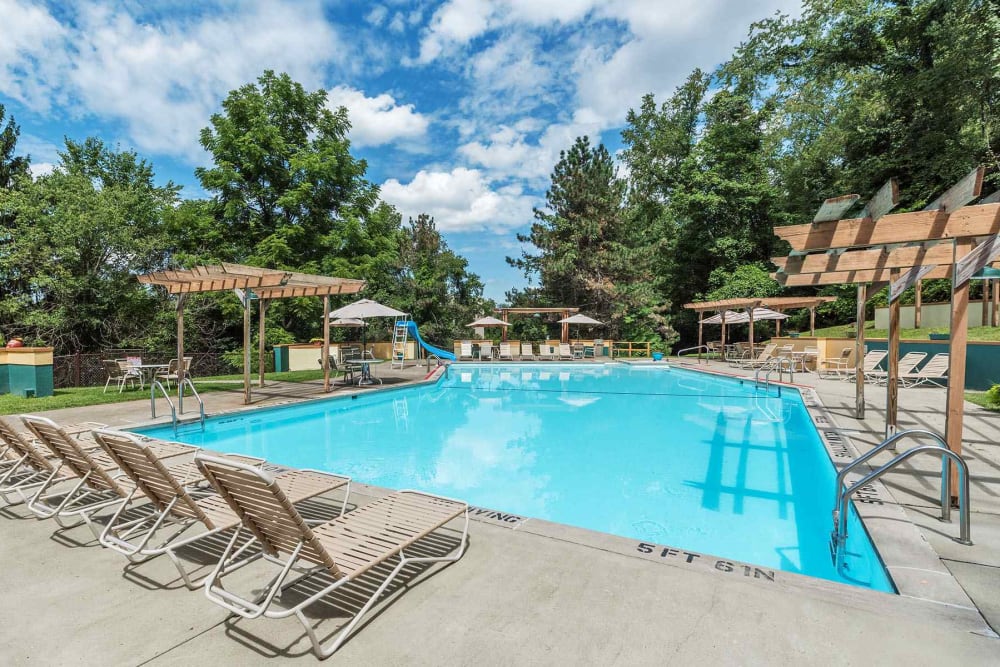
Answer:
636 541 776 582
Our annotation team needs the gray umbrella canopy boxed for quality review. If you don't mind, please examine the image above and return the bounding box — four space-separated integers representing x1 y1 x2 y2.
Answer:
702 310 742 325
557 313 603 325
328 299 406 320
467 316 509 327
329 317 365 327
328 299 406 353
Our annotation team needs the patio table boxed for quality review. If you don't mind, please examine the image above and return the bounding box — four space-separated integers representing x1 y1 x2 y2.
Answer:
346 358 386 385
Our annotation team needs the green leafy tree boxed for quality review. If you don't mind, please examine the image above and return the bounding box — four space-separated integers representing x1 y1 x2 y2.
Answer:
0 139 176 352
509 136 663 339
0 104 29 190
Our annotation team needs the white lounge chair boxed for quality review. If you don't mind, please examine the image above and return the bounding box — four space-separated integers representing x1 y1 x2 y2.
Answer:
537 344 556 361
519 342 535 360
901 353 949 387
93 429 350 588
479 342 494 361
498 342 514 361
866 352 927 385
558 343 574 360
196 453 469 659
738 343 777 369
458 341 474 361
818 347 853 378
20 415 195 536
845 350 888 382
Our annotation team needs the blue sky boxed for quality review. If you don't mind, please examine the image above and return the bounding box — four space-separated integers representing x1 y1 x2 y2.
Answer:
1 0 800 300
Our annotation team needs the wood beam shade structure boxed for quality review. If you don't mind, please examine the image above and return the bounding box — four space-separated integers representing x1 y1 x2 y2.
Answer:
771 167 991 497
683 297 837 356
138 263 365 406
495 307 580 343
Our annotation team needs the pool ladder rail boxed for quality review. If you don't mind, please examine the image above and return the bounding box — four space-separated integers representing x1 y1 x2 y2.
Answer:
754 356 794 391
675 345 710 364
830 429 972 565
150 377 206 432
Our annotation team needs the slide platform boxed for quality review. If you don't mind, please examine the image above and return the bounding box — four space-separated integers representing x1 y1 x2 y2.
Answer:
400 320 456 361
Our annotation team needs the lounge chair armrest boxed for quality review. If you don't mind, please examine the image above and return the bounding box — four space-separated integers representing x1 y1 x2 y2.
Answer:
293 468 352 486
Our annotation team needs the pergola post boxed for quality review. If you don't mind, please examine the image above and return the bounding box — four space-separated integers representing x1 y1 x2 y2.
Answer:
915 280 923 328
982 280 990 327
322 295 331 392
747 307 755 349
886 270 901 437
990 280 1000 327
561 311 569 344
775 312 781 337
945 238 972 501
697 311 704 363
855 284 866 419
243 298 251 405
176 294 186 414
720 311 726 353
809 307 816 336
258 299 268 388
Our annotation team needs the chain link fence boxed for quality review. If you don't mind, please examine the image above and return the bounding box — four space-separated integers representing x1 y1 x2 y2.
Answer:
53 351 244 389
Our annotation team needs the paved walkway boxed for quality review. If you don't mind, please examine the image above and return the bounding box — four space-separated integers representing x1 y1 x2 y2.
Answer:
1 360 998 664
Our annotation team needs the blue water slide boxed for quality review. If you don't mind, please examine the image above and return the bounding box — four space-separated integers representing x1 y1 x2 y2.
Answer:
400 320 456 361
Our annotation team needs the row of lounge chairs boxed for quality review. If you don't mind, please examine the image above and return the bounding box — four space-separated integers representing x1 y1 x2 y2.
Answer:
459 341 584 361
818 350 949 387
0 415 469 659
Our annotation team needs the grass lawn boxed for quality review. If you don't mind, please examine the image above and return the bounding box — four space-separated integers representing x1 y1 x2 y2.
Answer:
810 321 1000 342
0 369 337 415
965 391 1000 412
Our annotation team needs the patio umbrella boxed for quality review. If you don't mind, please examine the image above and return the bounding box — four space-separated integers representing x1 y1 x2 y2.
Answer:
557 313 604 342
702 310 741 325
466 316 509 327
328 299 406 354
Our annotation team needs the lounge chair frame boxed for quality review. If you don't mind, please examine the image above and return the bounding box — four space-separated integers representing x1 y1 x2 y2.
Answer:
197 454 468 659
93 429 350 589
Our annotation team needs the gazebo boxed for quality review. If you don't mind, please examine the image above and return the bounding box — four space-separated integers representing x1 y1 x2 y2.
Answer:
138 263 365 406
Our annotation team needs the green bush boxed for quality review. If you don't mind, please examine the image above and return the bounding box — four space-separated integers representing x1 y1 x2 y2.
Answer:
986 384 1000 406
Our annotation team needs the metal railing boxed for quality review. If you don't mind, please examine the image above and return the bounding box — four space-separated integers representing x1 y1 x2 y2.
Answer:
676 345 710 363
149 380 176 428
830 430 972 562
179 376 206 431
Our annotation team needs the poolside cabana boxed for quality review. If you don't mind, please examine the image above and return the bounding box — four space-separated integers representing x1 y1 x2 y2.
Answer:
138 263 365 406
770 167 999 499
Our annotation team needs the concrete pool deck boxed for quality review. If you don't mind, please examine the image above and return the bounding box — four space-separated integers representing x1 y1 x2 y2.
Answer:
1 360 999 664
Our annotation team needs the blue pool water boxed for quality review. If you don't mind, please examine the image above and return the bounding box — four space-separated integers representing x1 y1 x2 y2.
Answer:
137 363 893 591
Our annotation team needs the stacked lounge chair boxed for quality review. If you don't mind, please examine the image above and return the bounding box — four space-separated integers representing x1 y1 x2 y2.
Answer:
1 415 471 659
865 352 927 385
901 353 949 387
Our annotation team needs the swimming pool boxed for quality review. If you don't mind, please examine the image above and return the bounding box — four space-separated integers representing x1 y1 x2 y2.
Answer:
137 363 893 592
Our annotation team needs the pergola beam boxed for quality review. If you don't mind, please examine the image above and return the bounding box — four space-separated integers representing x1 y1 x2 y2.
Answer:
774 242 955 275
773 203 1000 253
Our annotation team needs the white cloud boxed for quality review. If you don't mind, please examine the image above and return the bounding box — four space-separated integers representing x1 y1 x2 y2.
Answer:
28 162 55 178
0 0 70 111
0 1 344 161
325 85 429 148
459 110 605 182
381 168 538 233
365 5 388 26
418 0 495 63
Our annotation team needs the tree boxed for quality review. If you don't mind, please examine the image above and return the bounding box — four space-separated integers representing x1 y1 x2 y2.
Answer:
0 104 29 189
0 139 177 352
509 136 662 339
389 214 491 343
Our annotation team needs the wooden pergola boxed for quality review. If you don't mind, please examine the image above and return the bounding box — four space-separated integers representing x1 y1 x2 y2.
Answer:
139 263 365 406
495 307 580 342
684 296 838 355
770 167 999 499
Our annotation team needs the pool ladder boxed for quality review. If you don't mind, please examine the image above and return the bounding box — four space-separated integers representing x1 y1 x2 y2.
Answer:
150 377 205 432
829 429 972 564
676 345 710 364
753 357 793 392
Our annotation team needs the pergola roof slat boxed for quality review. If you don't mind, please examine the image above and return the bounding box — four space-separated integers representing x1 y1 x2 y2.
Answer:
774 242 956 276
138 263 365 297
